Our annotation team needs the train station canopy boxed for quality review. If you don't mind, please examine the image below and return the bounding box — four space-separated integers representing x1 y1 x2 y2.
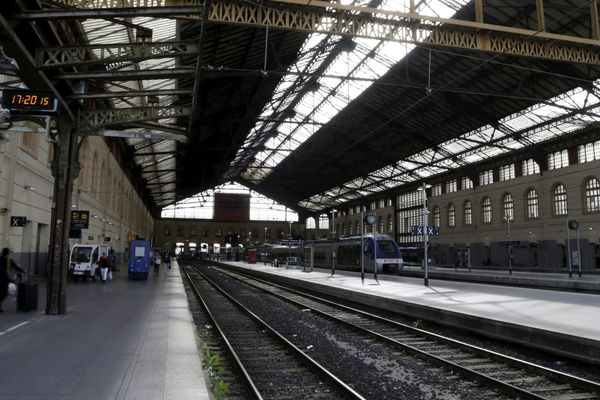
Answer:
2 0 600 216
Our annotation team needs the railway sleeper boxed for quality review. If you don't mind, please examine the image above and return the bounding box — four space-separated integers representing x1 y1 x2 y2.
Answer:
527 385 576 393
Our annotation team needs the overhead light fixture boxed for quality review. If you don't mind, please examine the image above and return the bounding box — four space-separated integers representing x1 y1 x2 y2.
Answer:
0 46 19 76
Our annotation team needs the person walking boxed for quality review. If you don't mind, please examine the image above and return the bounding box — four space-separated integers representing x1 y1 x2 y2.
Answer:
163 253 170 276
98 252 111 284
154 253 161 275
0 247 24 312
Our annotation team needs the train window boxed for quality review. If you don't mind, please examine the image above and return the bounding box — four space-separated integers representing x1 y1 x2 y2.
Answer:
378 240 397 257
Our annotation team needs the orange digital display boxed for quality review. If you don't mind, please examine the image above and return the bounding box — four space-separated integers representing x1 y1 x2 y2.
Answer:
2 89 56 112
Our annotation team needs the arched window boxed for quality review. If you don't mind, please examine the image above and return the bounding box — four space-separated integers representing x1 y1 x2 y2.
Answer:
305 217 316 229
447 203 455 227
503 193 514 221
387 215 393 233
433 206 440 227
526 189 539 219
342 223 346 236
553 184 568 216
377 216 383 233
482 197 492 223
464 200 472 225
585 178 600 212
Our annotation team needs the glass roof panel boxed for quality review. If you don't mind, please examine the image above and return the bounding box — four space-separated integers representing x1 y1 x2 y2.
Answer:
234 0 460 185
300 84 600 211
82 14 179 206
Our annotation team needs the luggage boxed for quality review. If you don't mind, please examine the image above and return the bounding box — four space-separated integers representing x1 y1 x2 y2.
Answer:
17 282 38 311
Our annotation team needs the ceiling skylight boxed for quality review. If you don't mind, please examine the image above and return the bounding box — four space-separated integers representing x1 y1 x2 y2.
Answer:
228 1 465 185
300 84 600 210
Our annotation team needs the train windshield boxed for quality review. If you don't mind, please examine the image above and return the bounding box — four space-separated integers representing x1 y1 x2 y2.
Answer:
377 240 398 257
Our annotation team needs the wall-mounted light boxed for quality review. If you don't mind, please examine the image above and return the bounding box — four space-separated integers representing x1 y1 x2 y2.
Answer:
24 185 36 191
0 207 7 214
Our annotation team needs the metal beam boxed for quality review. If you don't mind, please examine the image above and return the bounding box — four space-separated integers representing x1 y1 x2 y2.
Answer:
98 129 187 142
78 106 191 132
56 68 196 81
66 89 192 100
24 0 600 65
37 41 200 68
141 168 177 175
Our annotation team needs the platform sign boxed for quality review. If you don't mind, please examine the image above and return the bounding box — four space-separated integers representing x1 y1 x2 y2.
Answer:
10 216 26 227
70 210 89 229
411 225 439 235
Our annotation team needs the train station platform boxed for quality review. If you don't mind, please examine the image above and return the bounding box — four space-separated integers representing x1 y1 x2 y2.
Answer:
401 265 600 293
0 260 209 400
214 259 600 366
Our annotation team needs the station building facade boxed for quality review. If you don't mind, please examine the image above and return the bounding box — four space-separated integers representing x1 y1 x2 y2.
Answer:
0 123 154 274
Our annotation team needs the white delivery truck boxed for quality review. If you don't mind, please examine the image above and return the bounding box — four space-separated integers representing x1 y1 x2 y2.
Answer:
69 244 108 282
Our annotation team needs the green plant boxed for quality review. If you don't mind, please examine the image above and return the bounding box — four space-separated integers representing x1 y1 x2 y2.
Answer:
198 329 230 400
413 319 424 329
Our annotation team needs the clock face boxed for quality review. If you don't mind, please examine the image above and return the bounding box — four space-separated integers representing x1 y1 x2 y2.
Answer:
2 89 57 112
365 214 376 225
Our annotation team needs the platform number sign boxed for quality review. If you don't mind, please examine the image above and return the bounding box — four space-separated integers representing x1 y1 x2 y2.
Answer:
10 216 26 227
70 210 89 229
411 225 440 235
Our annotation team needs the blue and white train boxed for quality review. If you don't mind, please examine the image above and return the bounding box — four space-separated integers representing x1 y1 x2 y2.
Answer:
263 233 403 273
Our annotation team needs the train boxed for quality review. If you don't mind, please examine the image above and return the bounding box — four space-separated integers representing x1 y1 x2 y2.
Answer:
261 233 403 273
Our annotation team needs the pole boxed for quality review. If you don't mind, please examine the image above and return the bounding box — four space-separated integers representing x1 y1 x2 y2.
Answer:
421 183 429 286
373 212 378 282
576 226 581 277
567 219 572 278
507 215 512 275
360 210 364 284
331 210 335 275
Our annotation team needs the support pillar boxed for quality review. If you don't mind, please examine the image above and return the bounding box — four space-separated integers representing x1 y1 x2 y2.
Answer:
46 118 80 315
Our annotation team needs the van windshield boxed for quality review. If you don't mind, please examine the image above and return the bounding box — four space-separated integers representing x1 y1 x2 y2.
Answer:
73 247 92 263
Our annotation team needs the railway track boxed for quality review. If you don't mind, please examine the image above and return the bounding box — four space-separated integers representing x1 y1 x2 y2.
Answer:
183 266 366 400
211 265 600 400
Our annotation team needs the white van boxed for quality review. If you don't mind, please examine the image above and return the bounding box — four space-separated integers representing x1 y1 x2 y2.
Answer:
69 244 108 282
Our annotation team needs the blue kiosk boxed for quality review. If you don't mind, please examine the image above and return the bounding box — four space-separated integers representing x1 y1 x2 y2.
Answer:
128 240 152 280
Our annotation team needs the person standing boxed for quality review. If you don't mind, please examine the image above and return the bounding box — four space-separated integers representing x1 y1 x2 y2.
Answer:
0 247 24 312
154 253 161 275
98 252 111 284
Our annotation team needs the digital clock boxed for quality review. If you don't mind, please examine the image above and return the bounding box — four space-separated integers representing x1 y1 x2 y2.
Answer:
2 89 57 112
